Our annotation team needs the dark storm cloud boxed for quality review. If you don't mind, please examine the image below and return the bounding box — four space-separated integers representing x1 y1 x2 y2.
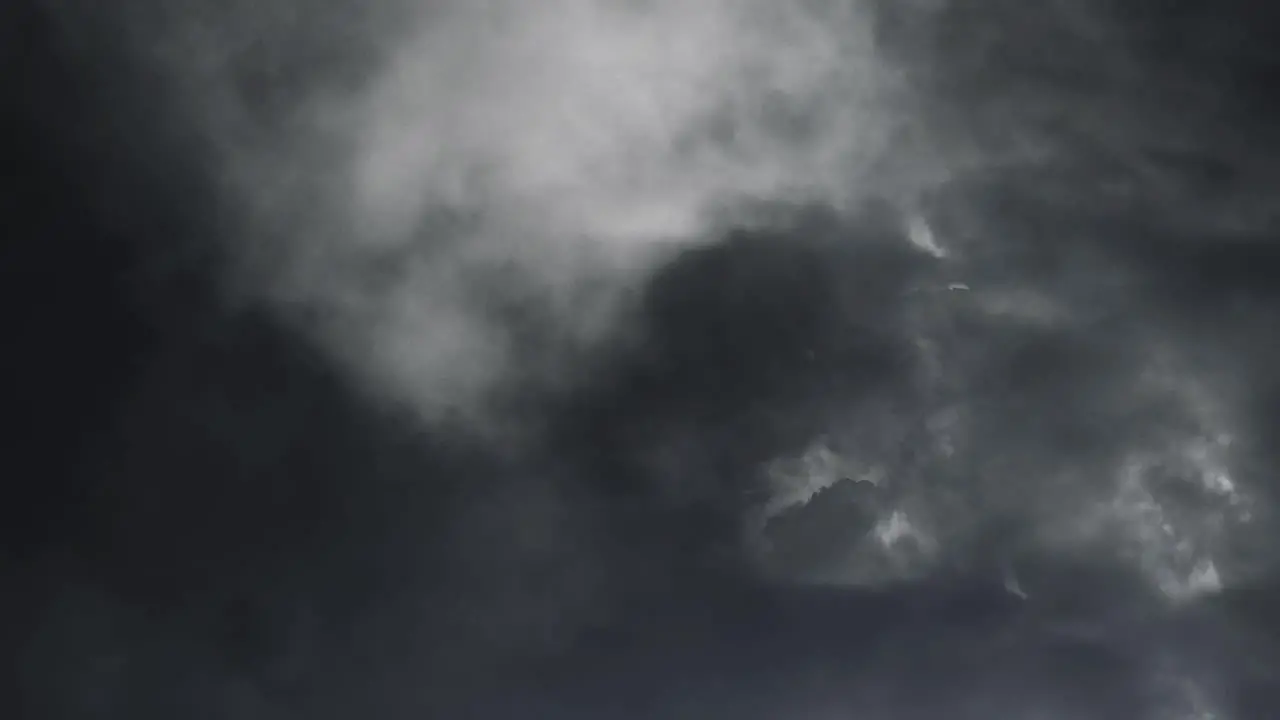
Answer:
15 1 1280 719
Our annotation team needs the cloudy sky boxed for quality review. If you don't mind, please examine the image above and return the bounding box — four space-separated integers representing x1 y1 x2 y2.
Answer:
7 1 1280 718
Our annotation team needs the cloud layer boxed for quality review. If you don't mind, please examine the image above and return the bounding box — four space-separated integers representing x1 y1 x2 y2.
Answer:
172 0 927 422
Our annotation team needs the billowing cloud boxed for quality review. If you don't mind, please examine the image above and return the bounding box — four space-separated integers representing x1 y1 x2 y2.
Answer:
151 0 933 423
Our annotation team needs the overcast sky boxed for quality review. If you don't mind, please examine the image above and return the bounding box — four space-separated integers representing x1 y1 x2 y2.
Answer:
7 1 1280 718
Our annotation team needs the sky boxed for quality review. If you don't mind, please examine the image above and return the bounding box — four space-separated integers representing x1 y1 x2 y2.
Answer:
7 1 1280 718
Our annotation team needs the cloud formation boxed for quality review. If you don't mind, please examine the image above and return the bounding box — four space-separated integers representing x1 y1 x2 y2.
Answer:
177 0 924 422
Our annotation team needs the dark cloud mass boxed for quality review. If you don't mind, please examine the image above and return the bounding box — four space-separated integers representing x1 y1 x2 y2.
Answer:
6 1 1280 718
